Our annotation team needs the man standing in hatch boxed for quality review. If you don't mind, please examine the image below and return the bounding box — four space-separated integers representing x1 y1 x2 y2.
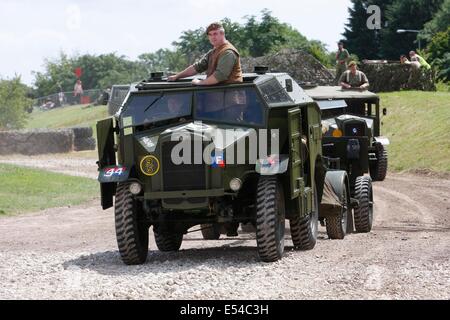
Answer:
168 22 243 85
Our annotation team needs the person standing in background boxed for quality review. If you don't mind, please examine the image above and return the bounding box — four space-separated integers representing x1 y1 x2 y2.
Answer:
335 41 350 85
73 79 83 105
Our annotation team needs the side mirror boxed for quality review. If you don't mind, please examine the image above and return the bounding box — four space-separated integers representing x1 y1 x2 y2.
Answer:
383 108 387 116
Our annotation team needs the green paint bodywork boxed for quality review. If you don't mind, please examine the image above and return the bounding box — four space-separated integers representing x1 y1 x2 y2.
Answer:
96 73 329 225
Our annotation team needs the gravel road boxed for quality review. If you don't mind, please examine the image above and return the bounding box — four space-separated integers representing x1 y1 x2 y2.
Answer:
0 155 449 300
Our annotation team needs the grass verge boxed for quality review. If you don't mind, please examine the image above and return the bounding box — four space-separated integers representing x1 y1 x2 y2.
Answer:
0 164 99 216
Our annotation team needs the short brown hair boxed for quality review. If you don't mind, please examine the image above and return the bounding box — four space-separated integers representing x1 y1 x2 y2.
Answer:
206 22 225 35
348 61 357 67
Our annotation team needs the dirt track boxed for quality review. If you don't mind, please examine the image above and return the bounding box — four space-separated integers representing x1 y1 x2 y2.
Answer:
0 155 449 299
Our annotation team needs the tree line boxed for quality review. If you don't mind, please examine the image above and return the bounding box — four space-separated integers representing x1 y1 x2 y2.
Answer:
343 0 449 81
33 10 331 98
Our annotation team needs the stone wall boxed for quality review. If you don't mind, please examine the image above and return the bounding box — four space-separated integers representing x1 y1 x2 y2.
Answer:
0 127 96 155
360 62 436 92
241 49 334 85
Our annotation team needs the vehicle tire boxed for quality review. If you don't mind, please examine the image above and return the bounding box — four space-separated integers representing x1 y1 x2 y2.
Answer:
115 183 149 265
354 176 373 233
290 186 319 250
201 223 221 240
256 176 285 262
154 230 183 252
370 143 388 181
325 183 349 239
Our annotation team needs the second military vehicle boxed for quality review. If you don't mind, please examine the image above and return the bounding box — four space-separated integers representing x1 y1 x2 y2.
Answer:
96 71 350 265
303 85 390 238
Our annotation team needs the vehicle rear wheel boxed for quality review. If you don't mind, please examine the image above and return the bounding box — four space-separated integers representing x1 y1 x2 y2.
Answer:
154 230 183 252
354 176 374 233
290 186 319 250
370 143 388 181
256 176 285 262
115 183 149 265
201 223 221 240
325 183 349 239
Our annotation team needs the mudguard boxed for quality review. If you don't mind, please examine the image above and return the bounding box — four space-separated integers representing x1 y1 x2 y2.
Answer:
319 170 350 218
374 136 390 146
96 118 116 210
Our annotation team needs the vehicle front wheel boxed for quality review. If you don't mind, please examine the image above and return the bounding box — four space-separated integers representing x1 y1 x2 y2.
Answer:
115 183 149 265
370 143 388 181
256 176 285 262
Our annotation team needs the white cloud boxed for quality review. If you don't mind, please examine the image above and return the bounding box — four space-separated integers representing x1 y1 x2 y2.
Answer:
65 4 82 31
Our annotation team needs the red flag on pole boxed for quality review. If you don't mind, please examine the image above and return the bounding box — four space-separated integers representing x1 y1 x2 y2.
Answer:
74 67 82 78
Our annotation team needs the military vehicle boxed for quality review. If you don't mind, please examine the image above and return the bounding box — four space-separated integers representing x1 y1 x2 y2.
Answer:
303 85 390 237
96 71 350 265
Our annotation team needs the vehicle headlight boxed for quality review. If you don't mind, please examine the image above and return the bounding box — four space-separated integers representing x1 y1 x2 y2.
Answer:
129 182 142 195
138 135 159 153
229 178 242 192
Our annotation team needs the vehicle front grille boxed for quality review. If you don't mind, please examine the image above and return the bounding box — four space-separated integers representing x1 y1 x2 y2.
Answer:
161 141 206 191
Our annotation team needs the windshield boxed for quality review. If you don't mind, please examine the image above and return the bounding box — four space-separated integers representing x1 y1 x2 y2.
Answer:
195 87 264 126
121 92 192 127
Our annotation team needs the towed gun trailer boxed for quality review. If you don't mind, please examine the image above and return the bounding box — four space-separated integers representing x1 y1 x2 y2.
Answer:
96 70 351 264
303 85 390 238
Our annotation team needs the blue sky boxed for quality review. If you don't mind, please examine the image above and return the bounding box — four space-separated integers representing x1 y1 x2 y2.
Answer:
0 0 352 85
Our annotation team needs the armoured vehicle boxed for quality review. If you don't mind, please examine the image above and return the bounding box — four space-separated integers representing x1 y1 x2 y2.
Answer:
303 85 390 237
96 71 350 265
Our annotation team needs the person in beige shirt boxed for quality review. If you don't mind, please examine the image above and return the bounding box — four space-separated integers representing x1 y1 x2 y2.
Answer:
168 22 243 86
339 61 370 90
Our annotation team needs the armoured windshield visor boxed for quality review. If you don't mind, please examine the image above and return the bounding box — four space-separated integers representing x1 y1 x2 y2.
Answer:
195 88 264 126
120 92 192 127
120 87 265 127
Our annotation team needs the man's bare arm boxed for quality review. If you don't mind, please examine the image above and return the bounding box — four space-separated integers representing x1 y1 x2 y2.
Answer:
167 66 198 81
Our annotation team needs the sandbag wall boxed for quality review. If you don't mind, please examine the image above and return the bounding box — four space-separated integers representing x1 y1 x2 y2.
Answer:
0 127 96 155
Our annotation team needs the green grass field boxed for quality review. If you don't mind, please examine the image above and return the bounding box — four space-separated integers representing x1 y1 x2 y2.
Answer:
380 91 450 173
26 104 109 138
0 164 99 216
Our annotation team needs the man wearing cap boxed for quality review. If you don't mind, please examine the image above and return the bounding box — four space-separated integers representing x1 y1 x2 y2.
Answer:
335 41 350 84
168 22 243 85
339 61 370 90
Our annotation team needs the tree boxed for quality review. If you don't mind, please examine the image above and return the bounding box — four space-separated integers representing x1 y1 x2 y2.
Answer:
0 76 32 130
138 49 187 74
421 0 450 42
380 0 444 59
172 10 329 67
343 0 394 60
33 53 148 97
427 27 450 82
